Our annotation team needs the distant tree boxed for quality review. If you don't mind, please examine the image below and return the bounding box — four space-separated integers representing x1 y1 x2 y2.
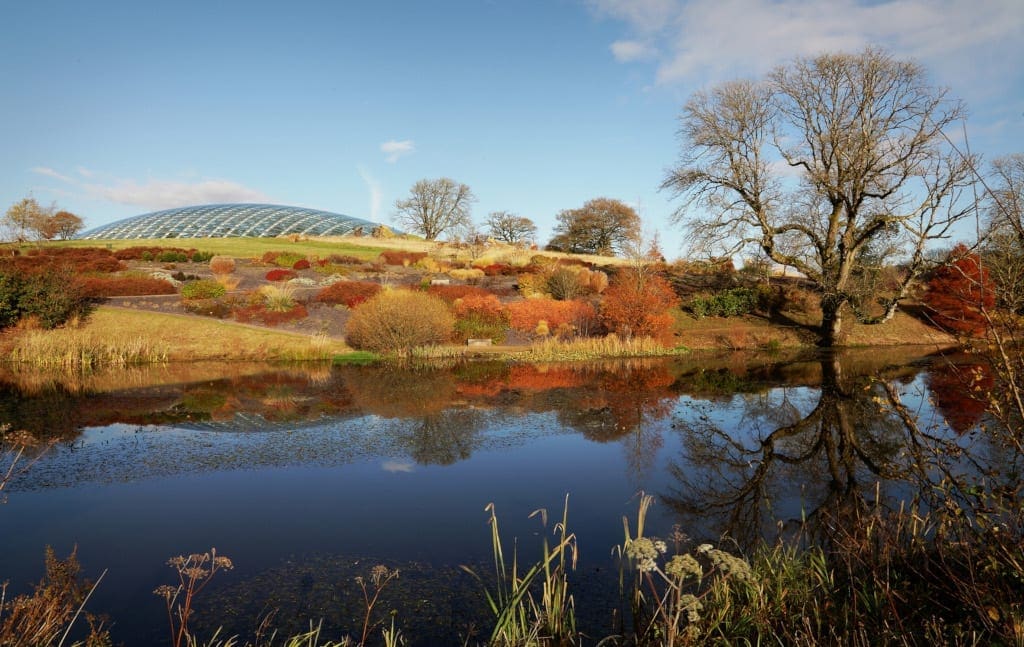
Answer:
923 244 995 336
49 211 84 240
662 48 974 346
485 211 536 245
987 153 1024 243
547 197 640 256
393 178 475 240
3 197 52 242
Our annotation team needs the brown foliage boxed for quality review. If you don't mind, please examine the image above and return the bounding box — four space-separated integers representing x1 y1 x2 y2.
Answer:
209 256 236 275
379 250 427 266
232 303 308 326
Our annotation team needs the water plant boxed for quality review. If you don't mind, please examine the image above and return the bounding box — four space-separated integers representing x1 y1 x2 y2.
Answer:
461 496 578 646
154 548 235 647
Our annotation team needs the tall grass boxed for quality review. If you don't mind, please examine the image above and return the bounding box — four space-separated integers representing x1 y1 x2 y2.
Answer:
7 329 169 368
517 335 687 362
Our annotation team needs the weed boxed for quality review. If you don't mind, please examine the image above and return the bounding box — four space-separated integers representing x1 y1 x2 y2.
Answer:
154 548 234 647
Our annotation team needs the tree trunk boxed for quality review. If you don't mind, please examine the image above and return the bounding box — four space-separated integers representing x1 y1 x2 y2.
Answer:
819 295 845 347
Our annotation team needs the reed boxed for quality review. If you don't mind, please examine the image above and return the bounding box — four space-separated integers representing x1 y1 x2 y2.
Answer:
7 328 169 368
516 335 687 362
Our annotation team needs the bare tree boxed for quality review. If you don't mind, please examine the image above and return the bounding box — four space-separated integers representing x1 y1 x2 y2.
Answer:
547 197 641 256
393 178 475 240
484 211 536 245
987 154 1024 243
662 49 974 346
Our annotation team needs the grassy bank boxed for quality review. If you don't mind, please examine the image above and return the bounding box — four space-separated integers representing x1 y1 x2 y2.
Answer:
2 307 354 364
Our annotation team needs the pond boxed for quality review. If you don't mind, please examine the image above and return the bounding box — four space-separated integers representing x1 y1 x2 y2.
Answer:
0 348 1002 644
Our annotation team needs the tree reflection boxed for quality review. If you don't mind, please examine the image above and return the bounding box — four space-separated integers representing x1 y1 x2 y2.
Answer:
395 409 485 465
663 354 921 547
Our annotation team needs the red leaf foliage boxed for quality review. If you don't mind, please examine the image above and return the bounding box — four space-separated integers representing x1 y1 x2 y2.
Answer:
923 245 995 336
265 269 298 282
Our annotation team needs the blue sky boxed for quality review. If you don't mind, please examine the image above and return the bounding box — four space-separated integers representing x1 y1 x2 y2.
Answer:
1 0 1021 258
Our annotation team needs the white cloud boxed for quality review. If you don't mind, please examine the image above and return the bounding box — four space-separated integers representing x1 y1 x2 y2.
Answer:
381 460 415 473
611 39 656 62
30 167 271 209
590 0 1024 94
380 139 415 163
76 167 94 178
357 165 382 222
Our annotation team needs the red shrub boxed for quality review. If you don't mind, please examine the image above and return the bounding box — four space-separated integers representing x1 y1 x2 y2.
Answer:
292 259 311 270
481 263 514 276
507 298 597 335
379 250 427 266
13 248 124 273
600 269 680 343
428 284 493 303
923 245 995 336
76 276 177 297
315 280 381 307
265 269 298 282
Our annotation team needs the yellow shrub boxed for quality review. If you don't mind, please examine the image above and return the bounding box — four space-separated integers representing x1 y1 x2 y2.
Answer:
448 268 485 282
345 290 454 356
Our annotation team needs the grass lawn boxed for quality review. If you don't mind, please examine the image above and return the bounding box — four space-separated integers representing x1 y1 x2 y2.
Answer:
46 236 387 261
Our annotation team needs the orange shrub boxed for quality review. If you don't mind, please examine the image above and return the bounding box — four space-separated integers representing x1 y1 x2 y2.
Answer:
379 250 427 266
428 284 493 303
507 298 597 336
209 255 236 275
600 269 680 344
315 281 381 307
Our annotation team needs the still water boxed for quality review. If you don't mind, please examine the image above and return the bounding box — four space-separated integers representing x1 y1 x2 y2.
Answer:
0 349 995 644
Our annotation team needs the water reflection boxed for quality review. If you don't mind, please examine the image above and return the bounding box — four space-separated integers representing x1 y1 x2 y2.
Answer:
3 348 1013 645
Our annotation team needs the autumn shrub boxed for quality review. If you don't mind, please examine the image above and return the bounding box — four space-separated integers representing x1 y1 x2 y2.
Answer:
449 268 485 282
326 254 365 265
480 263 514 276
183 298 232 318
923 245 995 336
345 290 454 355
546 267 588 300
507 298 597 337
292 259 311 270
115 246 165 261
379 250 427 266
260 251 281 265
77 276 177 297
180 279 226 300
209 255 236 275
427 284 493 303
453 293 508 343
265 268 298 282
315 280 381 308
4 266 95 329
601 268 680 343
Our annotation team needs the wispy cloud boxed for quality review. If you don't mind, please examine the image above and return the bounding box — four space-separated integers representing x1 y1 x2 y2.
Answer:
589 0 1024 93
357 165 382 222
380 139 415 163
30 167 271 209
611 39 656 62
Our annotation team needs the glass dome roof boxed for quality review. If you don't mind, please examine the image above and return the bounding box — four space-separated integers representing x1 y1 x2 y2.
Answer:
78 203 381 240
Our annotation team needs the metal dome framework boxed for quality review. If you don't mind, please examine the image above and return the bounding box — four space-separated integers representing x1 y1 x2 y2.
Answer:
78 203 379 240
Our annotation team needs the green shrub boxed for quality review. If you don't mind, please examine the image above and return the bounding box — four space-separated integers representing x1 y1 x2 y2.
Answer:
180 279 227 300
156 251 189 263
190 251 214 263
0 272 24 329
345 290 454 356
688 286 770 318
273 252 306 268
16 268 94 328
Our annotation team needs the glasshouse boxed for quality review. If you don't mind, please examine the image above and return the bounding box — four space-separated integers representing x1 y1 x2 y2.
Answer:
77 203 381 239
